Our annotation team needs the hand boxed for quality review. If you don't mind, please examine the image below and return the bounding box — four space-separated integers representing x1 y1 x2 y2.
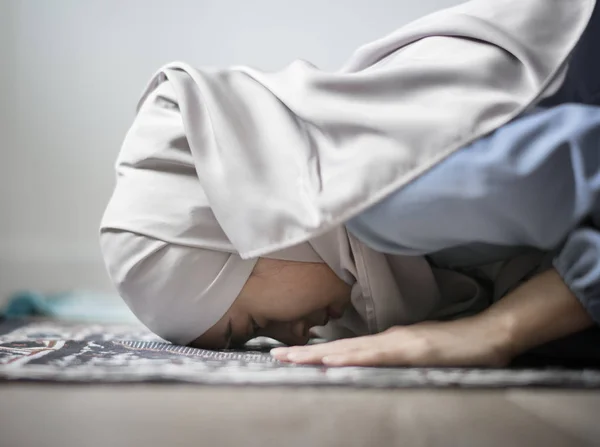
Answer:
271 316 513 367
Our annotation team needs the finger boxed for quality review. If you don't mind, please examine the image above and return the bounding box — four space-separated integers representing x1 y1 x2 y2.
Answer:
271 334 378 358
271 342 360 363
284 351 329 364
272 345 353 364
272 336 387 365
322 348 404 367
271 348 335 364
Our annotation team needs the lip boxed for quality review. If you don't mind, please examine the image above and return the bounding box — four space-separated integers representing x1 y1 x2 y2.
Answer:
310 307 342 329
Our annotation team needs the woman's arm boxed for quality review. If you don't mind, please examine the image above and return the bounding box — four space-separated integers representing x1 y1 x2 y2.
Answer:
347 104 600 331
271 268 593 367
480 268 593 359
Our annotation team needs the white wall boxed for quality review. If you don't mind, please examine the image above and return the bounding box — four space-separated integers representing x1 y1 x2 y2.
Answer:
0 0 464 305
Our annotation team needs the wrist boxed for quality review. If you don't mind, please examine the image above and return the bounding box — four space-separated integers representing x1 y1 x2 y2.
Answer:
449 312 516 367
477 269 594 365
477 307 520 365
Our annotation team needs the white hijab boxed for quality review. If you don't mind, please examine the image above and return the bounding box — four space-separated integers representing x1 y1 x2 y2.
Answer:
100 0 595 344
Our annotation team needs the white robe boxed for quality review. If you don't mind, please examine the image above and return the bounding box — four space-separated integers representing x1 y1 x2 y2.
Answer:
102 0 595 259
100 0 597 344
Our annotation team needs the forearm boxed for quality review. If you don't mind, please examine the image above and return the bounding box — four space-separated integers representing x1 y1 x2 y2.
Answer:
480 268 594 359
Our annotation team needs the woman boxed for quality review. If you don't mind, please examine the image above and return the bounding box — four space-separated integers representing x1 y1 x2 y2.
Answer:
100 0 598 367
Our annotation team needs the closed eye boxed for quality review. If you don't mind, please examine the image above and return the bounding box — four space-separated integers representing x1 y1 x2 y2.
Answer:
227 317 264 349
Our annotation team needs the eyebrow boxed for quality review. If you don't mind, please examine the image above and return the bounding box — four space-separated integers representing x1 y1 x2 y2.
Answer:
223 319 233 349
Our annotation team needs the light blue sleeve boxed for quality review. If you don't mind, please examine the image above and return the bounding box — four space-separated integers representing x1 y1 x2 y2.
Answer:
346 104 600 323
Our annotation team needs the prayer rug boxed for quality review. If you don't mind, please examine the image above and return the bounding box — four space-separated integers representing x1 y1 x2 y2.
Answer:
1 319 599 388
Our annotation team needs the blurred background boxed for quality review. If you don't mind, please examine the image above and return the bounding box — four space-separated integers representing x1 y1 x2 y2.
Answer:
0 0 464 307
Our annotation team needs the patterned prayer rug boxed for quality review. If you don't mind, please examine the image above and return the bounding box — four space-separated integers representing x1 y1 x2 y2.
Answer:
1 319 599 388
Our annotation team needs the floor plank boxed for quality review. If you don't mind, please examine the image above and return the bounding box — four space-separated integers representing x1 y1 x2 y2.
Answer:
507 390 600 445
0 385 596 447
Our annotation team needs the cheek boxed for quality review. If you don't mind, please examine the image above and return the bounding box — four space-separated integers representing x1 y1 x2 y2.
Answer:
249 277 328 321
256 288 323 321
240 261 345 322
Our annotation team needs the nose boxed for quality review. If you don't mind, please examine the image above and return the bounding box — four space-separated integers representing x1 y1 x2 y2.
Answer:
291 320 308 338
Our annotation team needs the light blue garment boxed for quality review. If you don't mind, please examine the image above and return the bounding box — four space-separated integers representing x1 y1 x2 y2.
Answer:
347 104 600 324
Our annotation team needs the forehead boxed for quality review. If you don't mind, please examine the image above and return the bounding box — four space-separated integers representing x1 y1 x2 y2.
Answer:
190 314 229 349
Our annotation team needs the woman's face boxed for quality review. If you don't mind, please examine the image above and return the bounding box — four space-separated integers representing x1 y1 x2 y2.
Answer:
191 258 351 349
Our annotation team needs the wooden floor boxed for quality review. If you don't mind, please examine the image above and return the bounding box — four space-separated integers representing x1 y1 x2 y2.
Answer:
1 384 599 447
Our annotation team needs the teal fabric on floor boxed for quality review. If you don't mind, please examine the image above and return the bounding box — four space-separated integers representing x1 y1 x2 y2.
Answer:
2 291 140 325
